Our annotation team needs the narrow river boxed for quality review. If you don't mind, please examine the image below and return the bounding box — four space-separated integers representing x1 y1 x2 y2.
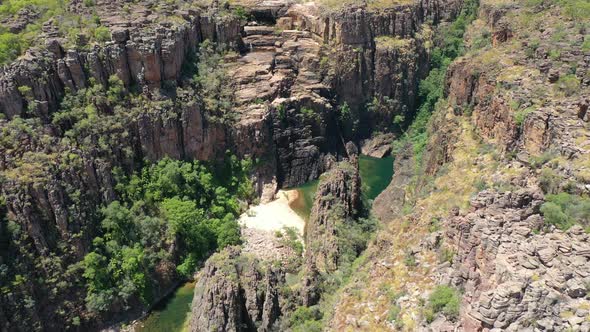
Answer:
137 154 394 331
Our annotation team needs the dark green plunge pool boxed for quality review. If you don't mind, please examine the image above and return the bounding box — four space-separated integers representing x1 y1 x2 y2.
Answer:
135 281 195 332
290 154 394 219
358 154 394 201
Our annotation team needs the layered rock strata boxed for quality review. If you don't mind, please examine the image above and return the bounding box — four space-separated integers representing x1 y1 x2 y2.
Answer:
189 247 284 332
439 189 590 331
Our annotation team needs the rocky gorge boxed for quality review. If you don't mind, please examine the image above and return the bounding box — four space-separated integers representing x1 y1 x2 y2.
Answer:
0 0 589 330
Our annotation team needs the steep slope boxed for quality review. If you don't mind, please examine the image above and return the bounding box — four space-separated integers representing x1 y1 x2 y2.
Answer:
301 153 364 306
329 0 590 330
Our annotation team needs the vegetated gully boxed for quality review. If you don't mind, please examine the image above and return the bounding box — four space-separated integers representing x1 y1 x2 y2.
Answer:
137 155 394 331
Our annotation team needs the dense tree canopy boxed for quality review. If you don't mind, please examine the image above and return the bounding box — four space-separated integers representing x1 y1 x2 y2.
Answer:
82 156 253 312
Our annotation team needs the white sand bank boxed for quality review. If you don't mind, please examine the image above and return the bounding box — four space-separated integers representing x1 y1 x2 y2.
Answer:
239 189 305 235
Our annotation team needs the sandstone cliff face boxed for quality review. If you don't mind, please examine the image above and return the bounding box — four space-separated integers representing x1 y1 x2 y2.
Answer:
189 247 284 332
327 0 590 329
305 158 361 273
283 0 462 133
0 0 466 189
371 143 415 222
185 138 373 331
439 189 590 331
1 14 199 119
444 9 589 162
301 155 363 305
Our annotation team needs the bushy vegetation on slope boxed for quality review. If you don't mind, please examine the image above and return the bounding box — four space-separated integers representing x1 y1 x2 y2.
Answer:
0 38 245 328
392 0 479 160
0 0 119 64
0 0 65 64
424 285 461 322
540 193 590 231
83 156 253 312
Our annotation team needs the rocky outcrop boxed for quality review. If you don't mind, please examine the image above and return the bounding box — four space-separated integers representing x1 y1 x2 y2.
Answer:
360 132 395 158
1 6 41 33
305 159 361 273
372 143 414 222
0 10 244 120
189 247 284 332
302 156 362 305
445 59 519 150
439 189 590 331
321 0 589 329
289 0 460 132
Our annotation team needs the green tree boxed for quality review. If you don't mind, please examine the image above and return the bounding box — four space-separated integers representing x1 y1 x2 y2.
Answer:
0 33 22 64
193 40 235 122
101 201 135 245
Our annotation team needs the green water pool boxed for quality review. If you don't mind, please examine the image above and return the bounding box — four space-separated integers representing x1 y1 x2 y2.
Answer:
359 154 394 201
290 154 394 219
135 281 195 332
288 179 319 220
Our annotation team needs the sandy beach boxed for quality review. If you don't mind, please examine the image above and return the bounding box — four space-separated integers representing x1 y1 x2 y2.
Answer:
239 189 305 235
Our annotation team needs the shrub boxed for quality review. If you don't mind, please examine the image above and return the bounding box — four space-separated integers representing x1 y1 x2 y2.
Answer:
277 104 287 121
429 285 460 320
279 227 303 256
525 39 540 58
540 202 571 230
560 0 590 21
439 247 455 264
319 56 330 72
233 6 250 21
474 179 488 192
293 320 322 332
554 74 581 96
540 193 590 230
193 40 235 123
289 306 323 331
428 217 442 232
17 86 32 100
404 252 417 267
471 29 491 50
423 306 435 323
338 101 362 138
387 304 402 321
548 49 561 60
538 167 561 194
94 26 111 43
300 107 320 122
529 150 556 169
513 107 535 127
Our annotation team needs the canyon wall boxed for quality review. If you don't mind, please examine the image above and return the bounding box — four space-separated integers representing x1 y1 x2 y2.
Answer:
327 0 590 328
0 0 466 329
